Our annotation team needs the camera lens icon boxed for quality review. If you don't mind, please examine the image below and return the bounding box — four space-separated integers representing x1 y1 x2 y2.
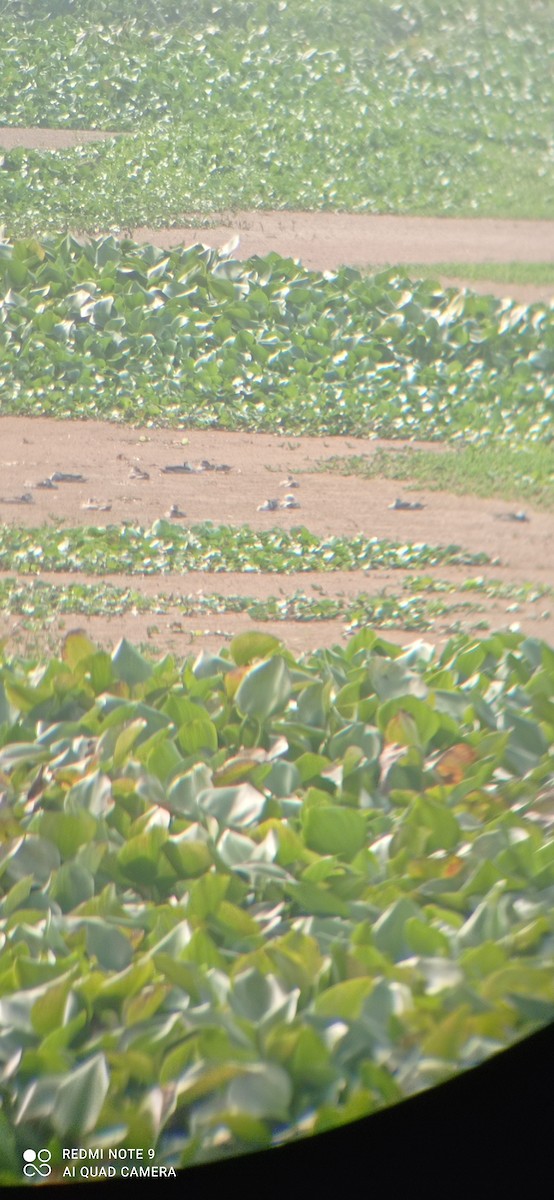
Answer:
23 1149 52 1178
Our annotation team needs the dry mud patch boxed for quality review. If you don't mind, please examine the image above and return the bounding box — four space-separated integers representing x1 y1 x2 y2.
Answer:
1 417 553 659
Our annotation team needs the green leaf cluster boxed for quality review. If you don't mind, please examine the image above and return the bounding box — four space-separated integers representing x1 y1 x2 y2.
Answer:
0 520 489 575
0 236 551 442
0 627 553 1178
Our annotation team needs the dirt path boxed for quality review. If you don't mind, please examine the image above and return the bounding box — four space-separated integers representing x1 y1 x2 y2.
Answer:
0 127 122 149
130 210 554 266
128 212 554 303
2 127 554 300
1 419 552 572
1 418 552 658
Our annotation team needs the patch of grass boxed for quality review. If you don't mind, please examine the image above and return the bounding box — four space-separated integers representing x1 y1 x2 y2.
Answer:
377 264 554 287
1 0 553 230
315 444 554 509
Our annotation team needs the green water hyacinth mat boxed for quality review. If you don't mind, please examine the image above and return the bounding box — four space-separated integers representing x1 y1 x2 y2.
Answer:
0 521 489 575
0 235 552 441
0 626 553 1179
2 0 553 223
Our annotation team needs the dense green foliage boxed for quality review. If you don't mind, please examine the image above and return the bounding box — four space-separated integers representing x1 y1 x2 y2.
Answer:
1 236 552 441
1 0 553 232
1 3 553 1176
0 520 489 575
0 628 553 1180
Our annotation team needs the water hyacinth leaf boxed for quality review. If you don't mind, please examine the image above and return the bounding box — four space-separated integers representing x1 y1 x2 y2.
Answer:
52 1054 110 1137
4 836 61 886
212 748 270 787
193 651 232 678
113 718 148 766
0 680 12 726
502 711 550 775
372 897 423 960
378 695 441 748
0 1110 19 1176
0 743 51 770
289 1026 335 1087
229 631 284 666
215 900 262 940
264 759 301 797
434 744 478 784
216 830 258 869
165 763 213 817
296 682 328 729
422 1007 470 1057
85 921 134 972
123 983 169 1028
30 978 76 1037
97 698 171 739
368 658 428 702
65 770 113 816
145 735 184 782
313 977 374 1019
227 1063 293 1120
38 811 97 858
327 722 381 760
196 783 267 828
62 630 98 671
0 874 34 917
411 796 461 852
288 881 350 917
302 806 367 861
186 872 230 920
404 917 451 957
51 861 95 911
457 885 512 948
177 717 218 755
117 826 169 885
224 665 251 700
15 1075 63 1127
218 1113 270 1147
383 710 421 749
235 656 291 721
230 969 299 1028
112 638 153 685
294 753 332 784
176 1062 244 1108
162 833 212 878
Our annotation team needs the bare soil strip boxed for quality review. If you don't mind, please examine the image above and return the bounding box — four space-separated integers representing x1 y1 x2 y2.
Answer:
1 418 552 573
0 609 532 663
1 418 553 656
0 127 122 149
3 565 552 657
1 121 552 299
127 212 554 303
131 211 554 266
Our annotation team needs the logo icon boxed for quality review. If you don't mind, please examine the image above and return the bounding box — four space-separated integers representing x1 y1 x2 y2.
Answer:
22 1148 52 1179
